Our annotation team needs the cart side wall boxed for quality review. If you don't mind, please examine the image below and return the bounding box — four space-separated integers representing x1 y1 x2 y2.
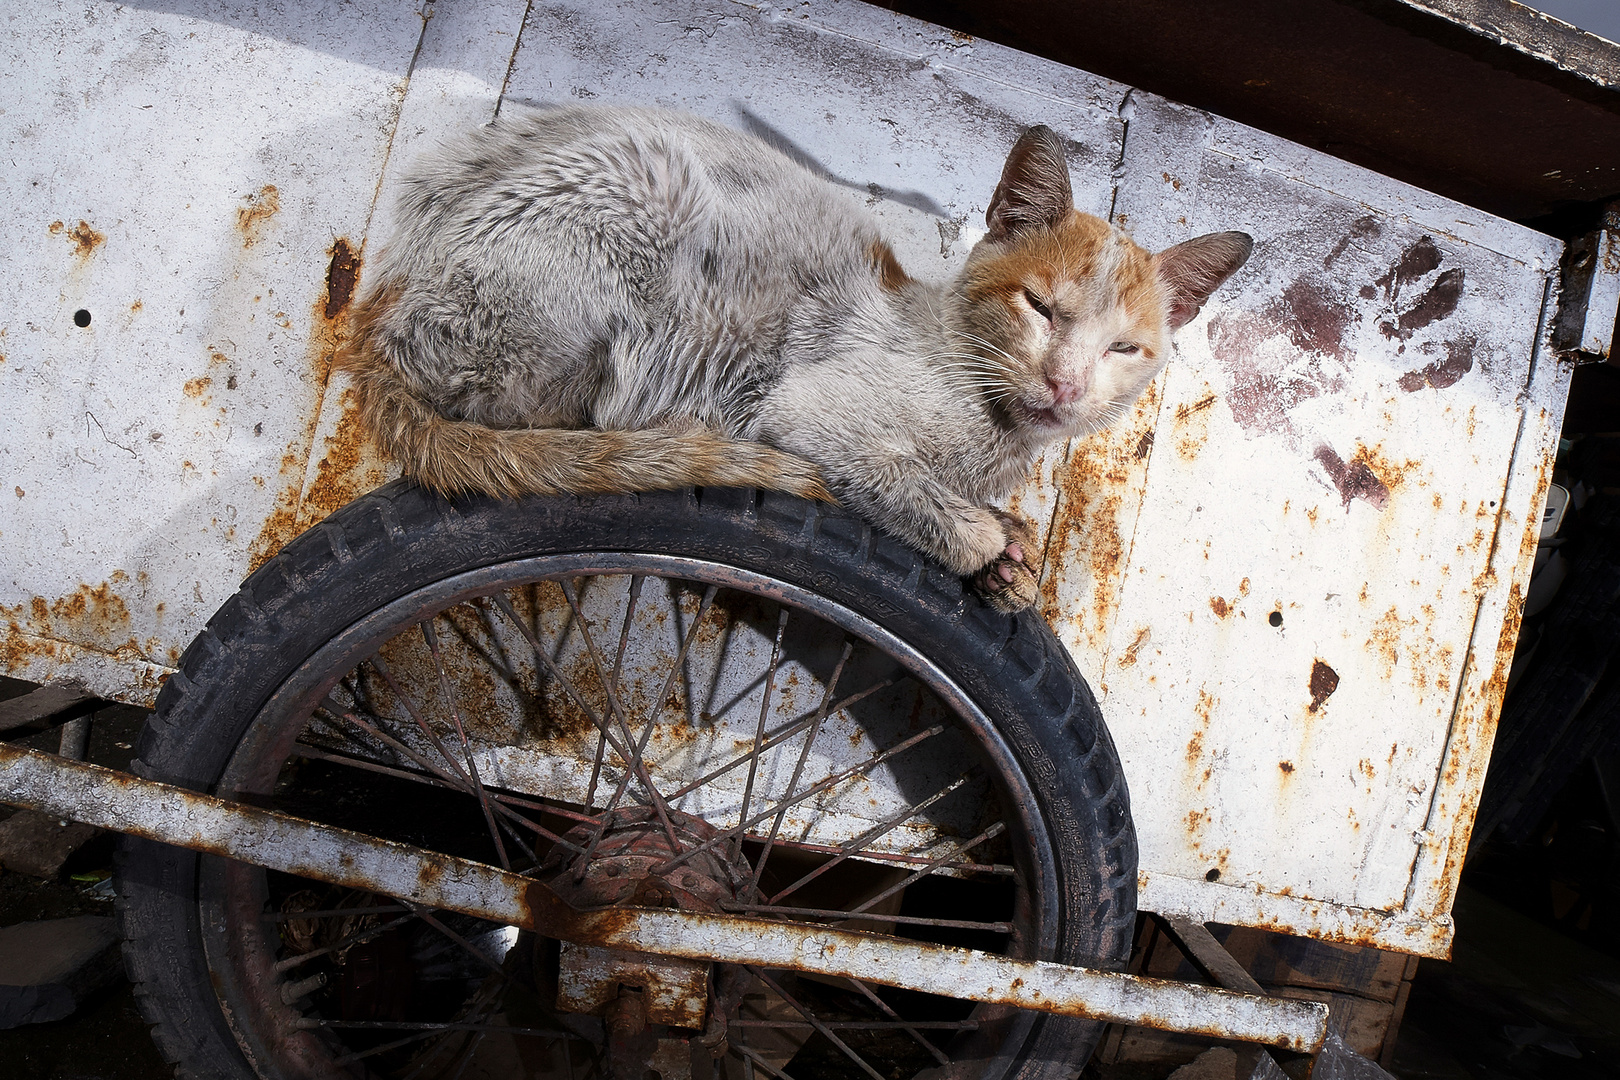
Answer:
0 0 1566 956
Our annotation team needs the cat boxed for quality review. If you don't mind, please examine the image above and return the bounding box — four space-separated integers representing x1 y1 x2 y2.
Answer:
344 105 1251 612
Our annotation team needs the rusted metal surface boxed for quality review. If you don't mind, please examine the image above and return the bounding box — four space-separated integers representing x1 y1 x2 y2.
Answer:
1031 89 1566 956
1553 202 1620 359
0 743 1331 1052
1 0 1570 957
0 0 426 701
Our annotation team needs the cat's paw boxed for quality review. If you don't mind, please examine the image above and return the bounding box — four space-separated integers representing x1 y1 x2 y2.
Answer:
969 512 1039 613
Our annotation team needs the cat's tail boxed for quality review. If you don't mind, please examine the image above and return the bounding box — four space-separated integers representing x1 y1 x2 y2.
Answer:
342 310 831 503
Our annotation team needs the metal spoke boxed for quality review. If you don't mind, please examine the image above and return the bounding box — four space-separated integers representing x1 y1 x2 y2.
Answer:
653 724 947 875
587 575 644 811
750 640 852 892
728 1020 979 1030
266 904 407 922
403 902 515 984
736 607 791 862
768 777 973 905
841 822 1007 919
300 1020 569 1037
314 699 552 863
358 659 540 866
290 740 582 854
422 619 510 870
666 677 900 801
844 977 950 1066
332 1026 446 1066
746 967 887 1080
272 912 417 973
558 577 685 853
730 1041 800 1080
487 592 673 833
574 583 720 878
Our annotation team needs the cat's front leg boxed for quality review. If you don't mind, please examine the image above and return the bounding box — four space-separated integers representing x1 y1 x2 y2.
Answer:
821 455 1040 612
970 509 1040 614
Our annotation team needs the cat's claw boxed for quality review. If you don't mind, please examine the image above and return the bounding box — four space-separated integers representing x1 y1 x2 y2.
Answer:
971 513 1039 613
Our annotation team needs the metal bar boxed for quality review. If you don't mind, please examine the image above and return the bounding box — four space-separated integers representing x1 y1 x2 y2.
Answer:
0 745 1329 1053
723 903 1011 934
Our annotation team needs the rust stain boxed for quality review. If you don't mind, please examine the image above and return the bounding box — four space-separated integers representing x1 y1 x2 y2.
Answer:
1175 393 1217 423
130 299 143 314
246 445 310 572
0 580 151 673
300 388 389 522
248 238 369 567
236 185 281 248
1279 760 1295 774
1368 606 1402 676
1041 383 1158 649
324 239 360 320
183 375 212 400
67 221 104 257
1118 626 1150 668
1209 596 1230 619
51 219 104 257
1308 660 1339 712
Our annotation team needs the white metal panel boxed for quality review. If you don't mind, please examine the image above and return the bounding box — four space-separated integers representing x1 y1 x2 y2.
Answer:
0 0 424 699
1037 95 1565 953
0 0 1570 954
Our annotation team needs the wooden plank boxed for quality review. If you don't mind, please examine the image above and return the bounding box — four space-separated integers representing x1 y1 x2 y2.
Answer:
0 681 98 735
1161 916 1266 995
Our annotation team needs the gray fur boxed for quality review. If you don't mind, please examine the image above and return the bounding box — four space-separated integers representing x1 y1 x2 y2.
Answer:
358 104 1250 601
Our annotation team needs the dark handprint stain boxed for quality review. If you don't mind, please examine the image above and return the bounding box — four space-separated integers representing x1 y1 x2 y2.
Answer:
1314 445 1391 511
1367 236 1442 302
1397 335 1476 392
1380 268 1465 341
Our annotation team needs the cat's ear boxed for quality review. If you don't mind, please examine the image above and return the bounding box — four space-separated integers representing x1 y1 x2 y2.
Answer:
986 126 1073 242
1155 231 1254 329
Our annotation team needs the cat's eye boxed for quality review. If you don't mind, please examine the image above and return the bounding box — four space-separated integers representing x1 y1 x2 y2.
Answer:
1108 341 1140 354
1023 290 1053 322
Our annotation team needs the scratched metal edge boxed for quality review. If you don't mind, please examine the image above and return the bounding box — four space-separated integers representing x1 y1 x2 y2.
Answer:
0 625 171 708
1138 869 1449 957
1402 313 1576 929
1391 0 1620 90
722 0 1133 114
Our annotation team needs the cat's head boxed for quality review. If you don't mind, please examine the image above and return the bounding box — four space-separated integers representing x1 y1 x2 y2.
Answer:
955 125 1252 438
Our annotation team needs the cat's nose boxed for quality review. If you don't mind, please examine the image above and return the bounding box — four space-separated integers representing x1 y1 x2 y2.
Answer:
1046 377 1084 405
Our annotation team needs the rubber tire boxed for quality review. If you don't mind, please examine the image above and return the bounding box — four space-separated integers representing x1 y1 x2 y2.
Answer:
115 481 1138 1080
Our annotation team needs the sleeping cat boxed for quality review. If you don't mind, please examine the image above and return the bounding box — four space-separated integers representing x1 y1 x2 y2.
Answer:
345 105 1251 612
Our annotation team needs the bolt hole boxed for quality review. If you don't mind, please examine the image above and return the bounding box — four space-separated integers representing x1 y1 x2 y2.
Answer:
1205 868 1221 882
1269 611 1283 628
73 309 91 327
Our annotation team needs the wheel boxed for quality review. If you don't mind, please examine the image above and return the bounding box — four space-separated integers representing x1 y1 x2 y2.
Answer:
116 483 1136 1080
